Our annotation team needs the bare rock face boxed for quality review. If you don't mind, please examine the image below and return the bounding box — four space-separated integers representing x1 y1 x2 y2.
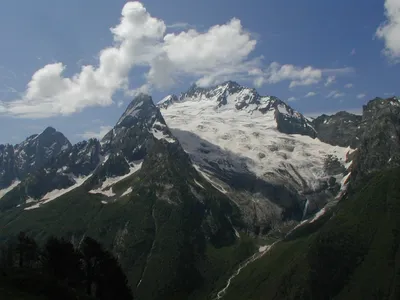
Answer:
350 97 400 183
311 111 363 148
0 127 72 189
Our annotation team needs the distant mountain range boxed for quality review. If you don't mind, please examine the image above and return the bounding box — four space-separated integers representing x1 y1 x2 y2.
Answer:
0 81 399 299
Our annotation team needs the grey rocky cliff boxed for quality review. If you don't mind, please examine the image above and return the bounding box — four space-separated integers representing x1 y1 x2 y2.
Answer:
312 111 363 148
350 97 400 183
0 127 71 189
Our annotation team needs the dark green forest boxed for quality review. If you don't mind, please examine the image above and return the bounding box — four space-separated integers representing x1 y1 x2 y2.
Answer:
0 233 132 300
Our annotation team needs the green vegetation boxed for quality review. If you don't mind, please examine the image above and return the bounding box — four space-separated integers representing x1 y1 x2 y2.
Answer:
220 167 400 300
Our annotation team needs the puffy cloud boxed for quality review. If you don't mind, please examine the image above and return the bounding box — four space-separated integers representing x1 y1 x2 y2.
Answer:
357 93 366 99
344 83 353 88
151 18 258 88
305 91 317 97
287 97 297 102
327 91 345 99
266 63 322 88
166 22 191 30
324 76 336 87
78 125 113 140
376 0 400 61
0 2 165 118
0 1 356 118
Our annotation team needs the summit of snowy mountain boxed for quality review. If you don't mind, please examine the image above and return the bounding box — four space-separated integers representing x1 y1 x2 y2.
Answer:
157 94 179 109
102 93 176 161
158 82 353 231
158 81 316 138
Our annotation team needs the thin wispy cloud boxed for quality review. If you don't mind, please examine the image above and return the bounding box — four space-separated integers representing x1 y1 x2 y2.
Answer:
344 83 353 88
357 93 366 99
384 92 395 96
167 22 191 29
305 91 317 97
324 76 336 87
326 90 345 99
253 64 353 89
77 125 113 140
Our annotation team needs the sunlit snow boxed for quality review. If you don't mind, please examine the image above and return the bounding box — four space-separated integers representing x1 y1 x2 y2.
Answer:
25 175 92 210
160 91 351 192
0 180 20 199
89 161 142 197
121 187 133 197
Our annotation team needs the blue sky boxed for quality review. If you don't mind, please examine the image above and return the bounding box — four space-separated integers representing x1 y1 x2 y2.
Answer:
0 0 398 144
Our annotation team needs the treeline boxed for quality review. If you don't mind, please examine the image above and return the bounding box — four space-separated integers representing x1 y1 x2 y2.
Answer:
0 232 133 300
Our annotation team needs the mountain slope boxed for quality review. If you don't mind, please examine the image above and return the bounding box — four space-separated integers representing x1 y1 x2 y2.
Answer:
222 166 400 300
213 96 400 300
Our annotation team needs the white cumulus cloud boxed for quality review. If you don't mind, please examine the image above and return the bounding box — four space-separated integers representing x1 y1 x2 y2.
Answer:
287 97 297 102
344 83 353 88
376 0 400 62
0 2 165 118
0 1 356 118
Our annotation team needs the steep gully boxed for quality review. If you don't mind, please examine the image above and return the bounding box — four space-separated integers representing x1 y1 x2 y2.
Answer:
213 204 313 299
214 241 278 300
136 204 157 291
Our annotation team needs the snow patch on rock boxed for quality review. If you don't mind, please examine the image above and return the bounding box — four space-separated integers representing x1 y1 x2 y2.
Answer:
89 161 142 197
0 180 20 199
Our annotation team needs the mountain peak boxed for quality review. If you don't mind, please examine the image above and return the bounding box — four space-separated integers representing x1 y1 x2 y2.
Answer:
159 81 317 138
219 80 241 89
157 94 179 108
117 94 155 127
40 126 57 136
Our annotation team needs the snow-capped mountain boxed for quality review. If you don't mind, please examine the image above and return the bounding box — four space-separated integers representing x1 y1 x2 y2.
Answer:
0 92 244 299
0 83 399 300
161 81 316 137
158 82 352 232
1 82 397 232
0 94 179 210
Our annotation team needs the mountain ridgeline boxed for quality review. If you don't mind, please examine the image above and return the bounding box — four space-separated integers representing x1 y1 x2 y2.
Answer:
0 81 399 299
